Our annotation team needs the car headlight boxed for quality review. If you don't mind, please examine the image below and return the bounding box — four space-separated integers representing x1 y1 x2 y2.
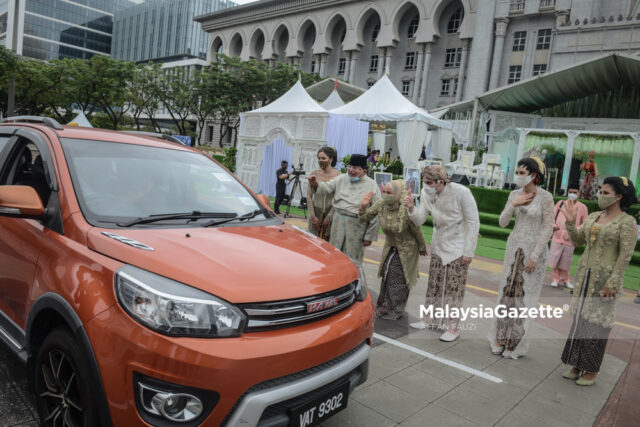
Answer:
353 262 368 301
115 265 246 337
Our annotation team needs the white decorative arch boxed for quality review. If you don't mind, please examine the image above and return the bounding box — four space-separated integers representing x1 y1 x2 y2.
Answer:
389 0 424 42
271 22 294 58
426 0 473 41
322 11 350 50
296 16 321 52
354 4 387 47
208 34 226 61
229 30 245 57
248 25 267 59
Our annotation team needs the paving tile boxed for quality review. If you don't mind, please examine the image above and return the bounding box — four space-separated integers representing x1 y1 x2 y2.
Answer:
434 387 515 427
436 339 502 371
368 343 424 380
0 386 35 426
494 408 559 427
482 359 551 390
319 398 396 427
513 391 596 427
400 403 479 427
397 330 459 354
384 366 457 403
353 380 428 423
412 357 473 387
456 375 528 405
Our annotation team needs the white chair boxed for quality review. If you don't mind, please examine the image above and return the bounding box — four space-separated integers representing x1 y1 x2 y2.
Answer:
472 153 503 188
446 150 475 178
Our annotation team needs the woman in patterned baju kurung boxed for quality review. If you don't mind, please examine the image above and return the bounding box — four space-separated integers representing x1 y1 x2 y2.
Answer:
307 147 341 241
359 180 427 319
488 158 554 359
560 176 637 385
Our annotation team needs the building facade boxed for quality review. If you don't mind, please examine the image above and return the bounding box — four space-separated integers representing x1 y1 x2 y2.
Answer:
111 0 235 63
0 0 136 60
195 0 640 110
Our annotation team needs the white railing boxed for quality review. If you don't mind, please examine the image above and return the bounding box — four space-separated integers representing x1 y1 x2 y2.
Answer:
539 0 556 9
509 0 525 14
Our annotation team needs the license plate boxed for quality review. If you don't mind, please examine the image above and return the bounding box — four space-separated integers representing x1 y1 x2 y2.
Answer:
290 382 350 427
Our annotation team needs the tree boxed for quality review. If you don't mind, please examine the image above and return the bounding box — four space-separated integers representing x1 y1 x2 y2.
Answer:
14 59 65 116
0 46 18 117
92 56 136 129
156 67 197 135
128 63 162 131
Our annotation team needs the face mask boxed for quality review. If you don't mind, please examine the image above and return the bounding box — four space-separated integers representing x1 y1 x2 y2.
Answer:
318 160 330 169
424 186 436 195
514 174 533 188
568 193 578 201
597 195 617 209
349 176 360 183
382 195 397 205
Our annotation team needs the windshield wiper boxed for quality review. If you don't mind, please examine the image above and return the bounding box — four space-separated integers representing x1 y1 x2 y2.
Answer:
202 208 272 228
117 211 237 227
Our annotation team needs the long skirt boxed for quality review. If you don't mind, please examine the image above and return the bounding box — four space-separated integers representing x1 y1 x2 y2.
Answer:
561 268 611 373
329 211 368 265
496 248 527 351
308 206 331 241
423 254 469 329
376 248 409 320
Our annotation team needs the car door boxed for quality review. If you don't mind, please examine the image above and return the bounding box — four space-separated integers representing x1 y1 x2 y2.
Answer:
0 128 59 337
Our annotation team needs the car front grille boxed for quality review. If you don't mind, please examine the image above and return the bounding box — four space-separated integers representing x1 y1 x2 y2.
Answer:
239 281 358 331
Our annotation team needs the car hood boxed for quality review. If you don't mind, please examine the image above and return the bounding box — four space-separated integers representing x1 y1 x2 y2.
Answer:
87 223 359 303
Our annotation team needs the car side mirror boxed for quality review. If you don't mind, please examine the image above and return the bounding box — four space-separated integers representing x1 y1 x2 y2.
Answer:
0 185 45 217
256 194 272 211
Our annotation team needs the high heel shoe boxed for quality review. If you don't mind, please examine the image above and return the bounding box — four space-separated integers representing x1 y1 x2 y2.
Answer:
562 369 581 380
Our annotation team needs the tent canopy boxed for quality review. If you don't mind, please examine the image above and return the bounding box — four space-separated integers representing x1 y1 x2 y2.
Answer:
68 112 93 127
330 75 452 129
320 90 345 110
437 53 640 114
306 78 366 103
247 80 326 114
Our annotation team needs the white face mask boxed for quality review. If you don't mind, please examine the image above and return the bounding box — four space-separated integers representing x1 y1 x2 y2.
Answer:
568 193 578 201
424 185 436 195
514 174 533 188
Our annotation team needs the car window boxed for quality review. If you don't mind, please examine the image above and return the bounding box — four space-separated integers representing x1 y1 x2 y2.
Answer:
60 138 264 227
0 136 10 152
2 140 52 205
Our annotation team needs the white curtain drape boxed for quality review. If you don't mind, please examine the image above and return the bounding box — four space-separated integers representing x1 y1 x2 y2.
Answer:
372 132 386 153
326 114 369 169
258 136 293 197
397 120 428 167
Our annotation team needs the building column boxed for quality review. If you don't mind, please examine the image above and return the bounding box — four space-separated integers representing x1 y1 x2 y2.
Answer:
489 18 509 90
377 47 386 80
561 130 578 192
412 44 425 104
456 39 471 102
344 52 352 82
630 133 640 185
348 50 358 84
419 42 433 108
384 47 393 75
319 53 327 77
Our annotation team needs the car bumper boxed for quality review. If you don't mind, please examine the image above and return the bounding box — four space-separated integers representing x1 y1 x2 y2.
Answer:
86 294 374 426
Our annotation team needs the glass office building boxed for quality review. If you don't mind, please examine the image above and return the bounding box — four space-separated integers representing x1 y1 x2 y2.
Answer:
0 0 136 60
111 0 235 62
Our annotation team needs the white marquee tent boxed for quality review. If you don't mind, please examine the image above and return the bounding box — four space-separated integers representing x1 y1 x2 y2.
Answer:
330 75 454 166
236 81 369 197
320 90 345 110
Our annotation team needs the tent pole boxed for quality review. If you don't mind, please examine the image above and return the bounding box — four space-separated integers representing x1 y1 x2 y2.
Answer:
630 133 640 185
470 97 479 148
561 130 578 193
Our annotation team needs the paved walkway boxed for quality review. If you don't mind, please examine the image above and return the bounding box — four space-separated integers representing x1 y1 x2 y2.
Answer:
1 216 639 426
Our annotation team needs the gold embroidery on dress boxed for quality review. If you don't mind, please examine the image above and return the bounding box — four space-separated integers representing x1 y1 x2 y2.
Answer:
589 223 600 246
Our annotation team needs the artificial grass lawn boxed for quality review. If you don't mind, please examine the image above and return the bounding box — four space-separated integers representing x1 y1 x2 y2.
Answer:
269 198 640 292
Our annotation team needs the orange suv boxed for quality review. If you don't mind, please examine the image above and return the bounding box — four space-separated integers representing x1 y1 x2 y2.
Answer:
0 117 374 426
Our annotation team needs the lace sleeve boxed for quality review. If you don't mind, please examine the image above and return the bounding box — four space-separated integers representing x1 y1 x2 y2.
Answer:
566 213 593 247
408 216 427 252
531 193 555 262
499 191 517 228
604 215 637 292
359 199 382 223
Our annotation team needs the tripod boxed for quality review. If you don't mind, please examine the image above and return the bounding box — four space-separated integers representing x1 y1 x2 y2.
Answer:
284 173 307 218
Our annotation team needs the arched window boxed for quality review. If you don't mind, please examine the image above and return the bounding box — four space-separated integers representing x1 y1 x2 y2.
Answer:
372 22 380 42
447 7 464 34
407 15 419 38
340 29 346 43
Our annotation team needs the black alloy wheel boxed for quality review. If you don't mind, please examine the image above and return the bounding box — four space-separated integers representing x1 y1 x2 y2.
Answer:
34 328 99 427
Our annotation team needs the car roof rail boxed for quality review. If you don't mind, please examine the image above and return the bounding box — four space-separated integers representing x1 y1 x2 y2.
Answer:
1 115 64 130
121 130 185 145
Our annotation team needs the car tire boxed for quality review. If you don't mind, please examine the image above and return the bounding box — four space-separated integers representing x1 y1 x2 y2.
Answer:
34 327 101 427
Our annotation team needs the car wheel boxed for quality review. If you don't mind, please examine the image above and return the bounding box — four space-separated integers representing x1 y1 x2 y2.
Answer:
34 328 100 426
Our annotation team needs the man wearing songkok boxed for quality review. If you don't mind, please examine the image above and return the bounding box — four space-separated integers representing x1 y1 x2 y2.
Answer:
308 154 381 264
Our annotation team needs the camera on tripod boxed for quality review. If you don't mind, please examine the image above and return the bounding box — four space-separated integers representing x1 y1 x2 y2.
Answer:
291 164 305 176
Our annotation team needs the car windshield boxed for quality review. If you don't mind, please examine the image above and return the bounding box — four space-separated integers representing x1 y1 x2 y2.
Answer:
61 138 267 227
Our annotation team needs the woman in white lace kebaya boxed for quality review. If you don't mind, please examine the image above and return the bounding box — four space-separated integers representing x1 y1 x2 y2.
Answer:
488 157 554 359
